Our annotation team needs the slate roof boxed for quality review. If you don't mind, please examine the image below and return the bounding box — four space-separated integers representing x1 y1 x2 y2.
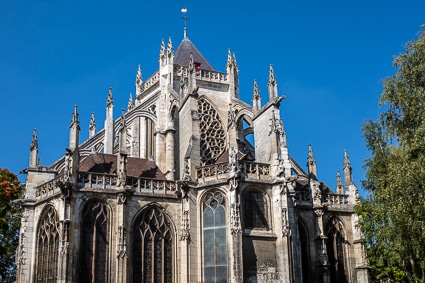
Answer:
79 153 166 179
174 37 215 71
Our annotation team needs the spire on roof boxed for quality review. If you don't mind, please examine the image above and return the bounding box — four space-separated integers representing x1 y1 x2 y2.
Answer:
181 7 188 38
159 39 166 61
89 112 96 138
343 149 353 185
167 37 173 57
135 65 143 97
268 64 279 100
336 171 344 194
106 87 114 108
69 105 80 151
29 128 38 167
127 93 134 112
307 144 317 178
252 80 261 111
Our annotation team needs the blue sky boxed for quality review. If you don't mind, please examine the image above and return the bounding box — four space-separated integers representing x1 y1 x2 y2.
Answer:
1 0 424 194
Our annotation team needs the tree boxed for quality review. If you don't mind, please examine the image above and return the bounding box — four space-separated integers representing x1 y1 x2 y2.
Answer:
0 168 24 282
356 26 425 282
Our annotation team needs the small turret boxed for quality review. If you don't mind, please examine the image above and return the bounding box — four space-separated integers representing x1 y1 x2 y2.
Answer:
343 149 353 186
67 105 80 180
127 93 134 112
307 144 317 178
104 87 114 154
69 105 80 151
226 49 239 98
336 171 344 194
252 80 261 111
135 65 143 97
89 112 96 138
29 128 38 168
267 64 278 101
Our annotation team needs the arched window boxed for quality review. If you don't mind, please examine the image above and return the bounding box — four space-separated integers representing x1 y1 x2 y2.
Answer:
243 189 268 229
36 206 60 282
197 98 226 165
203 191 228 283
145 118 156 160
326 217 348 283
298 220 310 283
80 199 109 283
133 206 173 283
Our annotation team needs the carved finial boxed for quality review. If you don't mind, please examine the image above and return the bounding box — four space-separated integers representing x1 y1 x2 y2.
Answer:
343 149 353 185
181 7 188 38
89 112 96 138
159 39 166 59
167 37 173 57
29 128 38 167
127 93 134 112
30 128 38 151
307 144 317 177
253 80 260 100
267 64 279 100
227 49 232 66
135 64 142 85
70 105 80 128
336 171 344 194
106 87 114 107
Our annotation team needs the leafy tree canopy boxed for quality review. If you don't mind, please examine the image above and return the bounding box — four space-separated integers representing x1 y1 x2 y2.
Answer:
0 168 24 282
356 26 425 282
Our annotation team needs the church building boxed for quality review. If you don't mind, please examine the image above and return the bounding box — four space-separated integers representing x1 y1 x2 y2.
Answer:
16 21 371 283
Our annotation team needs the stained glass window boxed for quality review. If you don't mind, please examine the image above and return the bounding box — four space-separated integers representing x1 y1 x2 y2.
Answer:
80 199 109 283
36 206 60 283
243 190 268 229
203 191 228 283
133 206 173 283
326 217 348 283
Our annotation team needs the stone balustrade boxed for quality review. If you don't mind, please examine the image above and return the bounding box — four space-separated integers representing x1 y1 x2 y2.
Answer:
197 161 271 182
36 174 65 198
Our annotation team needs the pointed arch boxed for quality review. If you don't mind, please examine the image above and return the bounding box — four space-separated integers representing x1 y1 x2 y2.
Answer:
326 216 349 283
79 198 110 283
298 218 310 283
35 205 60 283
202 190 228 283
132 205 174 283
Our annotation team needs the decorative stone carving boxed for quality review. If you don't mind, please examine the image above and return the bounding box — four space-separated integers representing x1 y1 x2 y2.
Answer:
117 226 127 258
281 207 291 237
228 104 236 129
230 203 242 234
314 208 324 217
180 210 190 241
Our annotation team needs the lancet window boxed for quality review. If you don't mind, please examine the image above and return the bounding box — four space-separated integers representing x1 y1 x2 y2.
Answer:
80 199 109 283
203 191 228 283
326 217 348 283
197 98 226 165
35 206 60 283
145 118 156 160
133 206 173 283
298 220 310 283
243 189 268 229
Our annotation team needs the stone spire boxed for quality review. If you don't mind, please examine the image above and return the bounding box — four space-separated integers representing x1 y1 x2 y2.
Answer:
127 93 134 112
336 171 344 194
252 80 261 111
167 37 173 57
117 109 128 188
89 112 96 138
267 64 278 100
135 64 143 97
181 7 188 38
343 149 353 186
159 39 166 63
104 87 114 154
29 128 38 167
307 144 317 178
69 105 80 151
226 49 239 98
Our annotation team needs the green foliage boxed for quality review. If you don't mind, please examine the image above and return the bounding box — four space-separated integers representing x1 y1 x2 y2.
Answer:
0 168 24 282
356 26 425 282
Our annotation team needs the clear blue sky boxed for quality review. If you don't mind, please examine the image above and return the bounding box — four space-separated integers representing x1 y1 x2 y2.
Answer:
1 0 424 195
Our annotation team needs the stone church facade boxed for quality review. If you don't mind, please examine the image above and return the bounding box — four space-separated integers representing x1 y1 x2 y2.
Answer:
16 31 371 282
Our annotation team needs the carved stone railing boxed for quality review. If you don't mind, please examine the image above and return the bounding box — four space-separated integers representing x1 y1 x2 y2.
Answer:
36 174 65 198
174 66 228 84
126 176 178 195
139 71 160 93
77 172 178 195
197 161 271 182
328 194 349 206
295 191 312 202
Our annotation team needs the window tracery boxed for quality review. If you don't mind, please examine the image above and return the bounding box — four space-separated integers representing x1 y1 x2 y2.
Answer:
197 98 226 165
80 199 109 283
326 217 348 283
203 191 228 283
36 206 60 283
133 206 173 283
243 189 268 229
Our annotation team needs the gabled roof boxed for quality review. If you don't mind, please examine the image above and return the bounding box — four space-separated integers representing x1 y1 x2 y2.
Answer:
174 37 215 71
79 153 166 179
